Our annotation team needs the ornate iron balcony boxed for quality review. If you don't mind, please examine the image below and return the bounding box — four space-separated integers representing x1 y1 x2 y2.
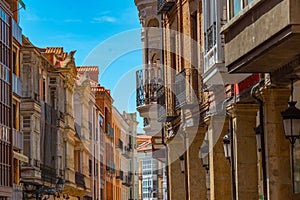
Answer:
136 69 145 107
136 67 164 107
117 139 123 150
157 0 175 14
157 86 166 122
116 170 124 180
106 160 116 174
175 68 199 109
75 172 86 188
122 146 131 159
40 164 56 184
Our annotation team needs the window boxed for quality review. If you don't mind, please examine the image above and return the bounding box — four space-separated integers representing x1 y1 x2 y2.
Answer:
228 0 254 19
89 159 92 176
23 116 31 128
50 88 56 108
74 150 82 172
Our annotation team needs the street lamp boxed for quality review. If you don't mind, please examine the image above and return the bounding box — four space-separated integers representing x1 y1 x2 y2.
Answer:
281 79 300 193
254 125 262 152
223 134 231 160
281 79 300 144
179 154 185 173
199 140 209 173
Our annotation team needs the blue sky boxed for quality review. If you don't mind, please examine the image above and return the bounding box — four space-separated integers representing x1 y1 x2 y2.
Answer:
19 0 144 132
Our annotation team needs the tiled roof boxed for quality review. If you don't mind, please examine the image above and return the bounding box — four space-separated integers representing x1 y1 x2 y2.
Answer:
137 134 153 152
44 47 63 54
77 66 99 82
77 66 98 71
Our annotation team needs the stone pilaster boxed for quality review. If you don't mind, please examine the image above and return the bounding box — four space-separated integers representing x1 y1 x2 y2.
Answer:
261 88 292 200
208 115 232 200
167 136 185 200
185 125 207 200
231 104 259 200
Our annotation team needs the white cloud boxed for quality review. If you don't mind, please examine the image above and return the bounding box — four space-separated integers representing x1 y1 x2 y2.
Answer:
92 16 117 23
64 19 82 23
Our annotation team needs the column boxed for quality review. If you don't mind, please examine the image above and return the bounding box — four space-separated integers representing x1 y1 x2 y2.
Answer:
232 104 259 200
262 88 292 200
185 125 207 199
167 136 185 200
208 115 232 200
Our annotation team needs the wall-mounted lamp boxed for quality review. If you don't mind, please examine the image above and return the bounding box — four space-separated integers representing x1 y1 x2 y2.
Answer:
199 140 209 173
281 78 300 193
223 134 231 160
179 154 185 173
254 125 262 152
281 79 300 144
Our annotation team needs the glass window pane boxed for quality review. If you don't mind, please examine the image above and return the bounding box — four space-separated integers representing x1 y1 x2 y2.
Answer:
234 0 242 16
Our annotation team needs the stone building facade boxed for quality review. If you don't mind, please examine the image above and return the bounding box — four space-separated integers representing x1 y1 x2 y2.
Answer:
137 135 167 200
135 0 300 199
0 0 25 198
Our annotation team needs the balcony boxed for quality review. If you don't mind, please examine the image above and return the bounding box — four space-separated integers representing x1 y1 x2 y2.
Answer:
12 74 22 97
136 69 145 107
12 184 23 200
117 139 123 151
122 173 132 187
175 68 199 109
107 123 114 139
13 129 23 150
106 160 116 174
116 170 124 180
41 164 56 184
157 0 175 13
12 19 22 44
157 86 166 122
122 146 131 159
222 0 300 74
136 67 162 119
136 67 163 107
75 172 86 188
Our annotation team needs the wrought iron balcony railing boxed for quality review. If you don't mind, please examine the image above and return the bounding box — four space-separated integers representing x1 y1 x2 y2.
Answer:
157 85 166 122
122 173 132 187
40 164 56 184
117 139 123 150
75 171 86 188
157 0 176 14
12 73 22 97
175 68 199 109
205 22 216 52
136 69 145 107
12 19 22 44
13 128 23 150
136 67 163 107
116 170 124 180
106 160 116 174
122 146 131 159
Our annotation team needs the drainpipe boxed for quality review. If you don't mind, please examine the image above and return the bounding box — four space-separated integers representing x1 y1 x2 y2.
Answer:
250 74 268 200
222 87 236 200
